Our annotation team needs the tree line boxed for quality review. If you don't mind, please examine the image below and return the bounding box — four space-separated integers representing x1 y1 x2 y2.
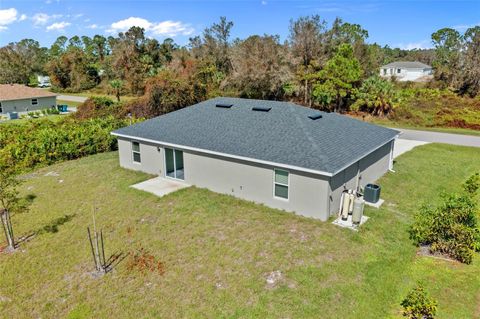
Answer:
0 16 479 116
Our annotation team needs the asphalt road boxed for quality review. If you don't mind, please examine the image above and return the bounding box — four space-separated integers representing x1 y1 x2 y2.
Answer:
397 128 480 148
56 95 88 103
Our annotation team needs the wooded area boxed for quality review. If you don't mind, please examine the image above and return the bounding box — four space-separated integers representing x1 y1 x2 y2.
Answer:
0 16 479 117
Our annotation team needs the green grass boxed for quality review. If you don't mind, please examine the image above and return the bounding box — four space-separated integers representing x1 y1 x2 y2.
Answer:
0 145 479 318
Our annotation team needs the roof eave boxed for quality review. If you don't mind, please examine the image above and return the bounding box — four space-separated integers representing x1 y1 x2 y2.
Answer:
111 131 335 177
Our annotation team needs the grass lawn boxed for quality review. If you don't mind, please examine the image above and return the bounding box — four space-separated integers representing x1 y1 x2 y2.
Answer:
0 144 479 318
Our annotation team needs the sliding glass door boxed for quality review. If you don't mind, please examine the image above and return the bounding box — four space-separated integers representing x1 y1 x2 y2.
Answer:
165 148 184 180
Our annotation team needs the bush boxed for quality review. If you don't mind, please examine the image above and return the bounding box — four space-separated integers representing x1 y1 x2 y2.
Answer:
75 96 123 120
409 173 480 264
401 285 437 319
0 115 139 173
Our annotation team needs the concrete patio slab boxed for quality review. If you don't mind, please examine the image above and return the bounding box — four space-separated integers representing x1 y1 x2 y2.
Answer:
365 198 385 208
393 138 429 159
332 215 370 231
131 176 190 197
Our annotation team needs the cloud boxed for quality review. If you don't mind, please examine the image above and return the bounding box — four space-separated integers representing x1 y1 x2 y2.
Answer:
46 21 71 31
19 14 27 21
0 8 19 28
261 1 267 5
108 16 194 37
87 24 98 29
32 13 62 26
151 21 194 36
397 40 432 50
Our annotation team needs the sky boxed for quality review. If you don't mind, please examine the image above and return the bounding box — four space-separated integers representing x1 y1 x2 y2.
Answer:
0 0 479 49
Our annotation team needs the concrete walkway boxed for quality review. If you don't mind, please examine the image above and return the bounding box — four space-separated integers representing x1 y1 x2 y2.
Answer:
397 128 480 148
131 176 190 197
57 95 88 103
393 139 430 159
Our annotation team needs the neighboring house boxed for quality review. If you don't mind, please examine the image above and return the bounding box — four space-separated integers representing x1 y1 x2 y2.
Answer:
112 98 399 221
380 61 433 82
0 84 57 114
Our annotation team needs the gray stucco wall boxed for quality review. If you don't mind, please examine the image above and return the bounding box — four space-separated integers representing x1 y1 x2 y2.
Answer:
328 141 393 216
117 137 394 221
0 96 57 114
117 137 331 220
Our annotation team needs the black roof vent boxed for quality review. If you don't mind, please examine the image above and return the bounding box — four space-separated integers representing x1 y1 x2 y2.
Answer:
252 106 272 112
216 103 233 108
308 113 323 120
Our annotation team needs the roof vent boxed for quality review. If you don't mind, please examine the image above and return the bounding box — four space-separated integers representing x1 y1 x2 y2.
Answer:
308 113 323 120
216 103 233 108
252 106 271 112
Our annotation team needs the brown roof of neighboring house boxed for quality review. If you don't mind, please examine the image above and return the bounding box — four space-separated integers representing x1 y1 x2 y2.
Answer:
0 84 57 101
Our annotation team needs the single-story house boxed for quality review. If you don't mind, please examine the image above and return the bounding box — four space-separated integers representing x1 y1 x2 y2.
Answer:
112 98 399 221
379 61 433 82
0 84 57 114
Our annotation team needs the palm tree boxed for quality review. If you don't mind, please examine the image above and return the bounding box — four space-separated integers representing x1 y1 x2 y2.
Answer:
109 79 123 102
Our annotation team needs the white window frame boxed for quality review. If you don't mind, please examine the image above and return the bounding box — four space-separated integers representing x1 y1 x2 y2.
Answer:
132 141 141 164
273 168 289 201
31 98 38 106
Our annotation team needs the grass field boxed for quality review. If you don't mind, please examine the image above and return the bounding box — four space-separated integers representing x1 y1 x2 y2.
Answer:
0 144 479 318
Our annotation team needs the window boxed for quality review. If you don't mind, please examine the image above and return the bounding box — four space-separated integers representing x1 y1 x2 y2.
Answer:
397 68 401 74
31 99 38 106
383 69 387 75
132 141 141 163
0 102 2 113
274 169 289 200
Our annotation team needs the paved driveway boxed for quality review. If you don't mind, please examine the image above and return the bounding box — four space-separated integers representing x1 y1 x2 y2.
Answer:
397 128 480 148
57 95 88 103
131 176 190 197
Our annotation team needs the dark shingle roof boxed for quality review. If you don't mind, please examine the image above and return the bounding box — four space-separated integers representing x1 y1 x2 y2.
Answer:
113 97 399 175
381 61 432 69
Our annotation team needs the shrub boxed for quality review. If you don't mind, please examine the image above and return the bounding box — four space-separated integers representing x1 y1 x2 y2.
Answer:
351 75 397 116
401 285 437 319
75 96 123 120
0 116 139 173
409 173 480 264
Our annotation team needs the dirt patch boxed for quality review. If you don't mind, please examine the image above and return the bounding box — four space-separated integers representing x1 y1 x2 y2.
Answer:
416 245 459 263
445 119 480 130
265 270 284 289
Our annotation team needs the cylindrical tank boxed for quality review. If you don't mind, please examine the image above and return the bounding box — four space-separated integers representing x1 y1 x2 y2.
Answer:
352 198 365 225
341 192 350 220
348 191 355 215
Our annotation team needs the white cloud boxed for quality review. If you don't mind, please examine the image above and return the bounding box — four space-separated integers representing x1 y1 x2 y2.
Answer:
151 20 194 36
0 26 8 31
397 40 432 50
108 16 194 37
0 8 18 27
32 13 62 26
19 14 27 21
46 21 71 31
87 24 98 29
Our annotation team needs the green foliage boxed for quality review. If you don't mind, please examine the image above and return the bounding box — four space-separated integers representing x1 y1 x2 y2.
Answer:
0 116 134 173
312 44 362 111
409 173 480 264
351 75 397 116
463 173 480 195
401 285 437 319
75 96 120 120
